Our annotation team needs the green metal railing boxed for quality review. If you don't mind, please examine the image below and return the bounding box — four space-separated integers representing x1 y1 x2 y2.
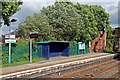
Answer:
69 45 78 55
32 45 42 58
2 45 43 64
11 46 29 63
2 44 89 64
69 44 89 55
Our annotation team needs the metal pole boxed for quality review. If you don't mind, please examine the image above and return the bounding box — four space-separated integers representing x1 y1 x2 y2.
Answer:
104 27 106 50
8 25 11 64
30 38 32 62
8 42 11 64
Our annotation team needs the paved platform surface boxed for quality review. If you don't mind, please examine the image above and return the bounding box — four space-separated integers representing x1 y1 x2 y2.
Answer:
0 53 113 75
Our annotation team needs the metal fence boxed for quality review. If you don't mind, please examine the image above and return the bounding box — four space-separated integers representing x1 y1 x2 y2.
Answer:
2 45 41 64
1 44 88 64
69 44 89 55
69 45 78 55
32 45 42 58
11 45 29 63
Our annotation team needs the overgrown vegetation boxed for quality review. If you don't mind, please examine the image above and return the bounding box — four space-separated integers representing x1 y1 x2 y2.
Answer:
16 39 29 46
16 1 114 52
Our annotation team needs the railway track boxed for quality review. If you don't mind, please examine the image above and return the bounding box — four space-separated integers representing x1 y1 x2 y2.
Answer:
35 57 119 78
84 62 118 78
110 72 120 78
1 54 117 79
2 53 110 75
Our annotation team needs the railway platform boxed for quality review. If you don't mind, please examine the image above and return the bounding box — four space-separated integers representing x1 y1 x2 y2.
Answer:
0 52 116 79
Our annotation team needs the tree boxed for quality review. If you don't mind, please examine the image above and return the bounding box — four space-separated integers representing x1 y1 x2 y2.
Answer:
17 23 28 38
17 1 114 51
42 1 81 41
0 0 22 26
74 4 111 42
74 3 114 52
17 13 54 41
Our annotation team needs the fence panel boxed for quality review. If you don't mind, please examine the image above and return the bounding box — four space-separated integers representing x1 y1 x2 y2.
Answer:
11 45 29 63
2 44 88 65
32 45 42 59
85 44 89 54
2 45 42 64
2 46 9 64
69 45 78 55
2 45 29 64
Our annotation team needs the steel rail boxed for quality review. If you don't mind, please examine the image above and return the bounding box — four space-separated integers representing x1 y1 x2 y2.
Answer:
85 64 118 78
111 72 119 78
31 57 114 78
60 60 116 78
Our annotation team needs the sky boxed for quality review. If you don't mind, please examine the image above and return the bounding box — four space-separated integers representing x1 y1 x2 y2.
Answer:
0 0 120 35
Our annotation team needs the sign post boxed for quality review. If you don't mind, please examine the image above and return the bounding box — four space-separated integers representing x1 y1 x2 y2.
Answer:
7 19 17 64
30 39 32 62
29 32 39 62
5 35 16 64
8 42 11 64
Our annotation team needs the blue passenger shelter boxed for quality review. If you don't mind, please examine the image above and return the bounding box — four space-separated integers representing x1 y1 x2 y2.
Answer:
36 41 69 59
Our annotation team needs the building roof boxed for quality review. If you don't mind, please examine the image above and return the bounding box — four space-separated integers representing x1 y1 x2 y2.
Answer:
36 40 69 44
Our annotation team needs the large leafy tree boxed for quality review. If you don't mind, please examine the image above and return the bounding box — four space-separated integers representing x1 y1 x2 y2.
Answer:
74 3 114 51
42 1 81 41
74 4 111 42
0 0 22 26
17 1 114 51
17 13 54 41
17 23 28 38
42 1 112 43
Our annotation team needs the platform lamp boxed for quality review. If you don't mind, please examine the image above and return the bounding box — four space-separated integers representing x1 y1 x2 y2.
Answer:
8 19 17 64
29 32 39 62
104 27 106 51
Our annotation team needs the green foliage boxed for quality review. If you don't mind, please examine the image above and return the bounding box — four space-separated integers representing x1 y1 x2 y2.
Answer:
16 39 29 46
2 46 8 64
74 4 111 42
41 2 112 43
17 23 29 38
25 13 54 41
105 28 115 52
17 1 113 52
17 13 55 41
42 2 81 41
0 0 22 26
69 41 77 46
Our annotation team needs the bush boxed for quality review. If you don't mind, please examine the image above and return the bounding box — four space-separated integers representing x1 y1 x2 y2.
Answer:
16 39 29 46
69 41 77 46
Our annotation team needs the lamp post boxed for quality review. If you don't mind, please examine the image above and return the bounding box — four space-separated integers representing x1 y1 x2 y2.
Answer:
8 19 17 64
104 27 106 51
29 32 39 62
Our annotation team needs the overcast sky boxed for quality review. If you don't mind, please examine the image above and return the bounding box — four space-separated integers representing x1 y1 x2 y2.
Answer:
1 0 120 35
